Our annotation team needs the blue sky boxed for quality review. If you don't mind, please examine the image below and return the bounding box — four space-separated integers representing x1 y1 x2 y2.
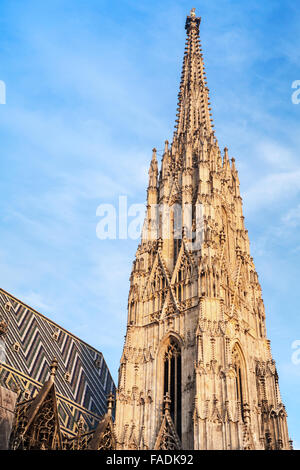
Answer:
0 0 299 446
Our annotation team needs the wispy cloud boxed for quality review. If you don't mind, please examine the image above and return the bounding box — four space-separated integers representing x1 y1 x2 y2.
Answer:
282 204 300 227
20 291 53 313
244 170 300 212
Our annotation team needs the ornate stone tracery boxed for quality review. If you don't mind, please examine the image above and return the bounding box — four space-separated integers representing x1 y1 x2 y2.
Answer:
154 394 182 450
9 359 62 450
8 361 117 451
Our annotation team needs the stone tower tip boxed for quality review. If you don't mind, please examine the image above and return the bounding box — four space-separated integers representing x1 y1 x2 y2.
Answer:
50 357 58 379
107 392 115 416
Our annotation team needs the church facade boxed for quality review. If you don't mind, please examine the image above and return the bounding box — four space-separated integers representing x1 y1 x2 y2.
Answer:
113 10 292 450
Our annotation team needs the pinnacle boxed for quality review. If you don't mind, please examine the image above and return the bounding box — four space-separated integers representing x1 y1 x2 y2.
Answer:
50 357 58 380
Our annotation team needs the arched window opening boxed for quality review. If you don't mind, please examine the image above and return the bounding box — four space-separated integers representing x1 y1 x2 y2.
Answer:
161 289 167 308
259 320 263 338
130 301 135 324
176 268 184 303
163 339 182 438
174 239 182 263
151 295 155 314
222 207 231 262
232 345 245 423
175 283 184 303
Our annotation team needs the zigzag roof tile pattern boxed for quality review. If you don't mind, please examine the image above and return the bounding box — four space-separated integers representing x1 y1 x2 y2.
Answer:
0 287 115 436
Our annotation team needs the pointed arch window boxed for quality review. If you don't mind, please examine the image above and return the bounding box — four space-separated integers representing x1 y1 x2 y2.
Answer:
155 270 168 309
163 339 182 438
174 238 182 263
232 345 245 423
222 206 231 262
160 285 167 308
176 268 184 302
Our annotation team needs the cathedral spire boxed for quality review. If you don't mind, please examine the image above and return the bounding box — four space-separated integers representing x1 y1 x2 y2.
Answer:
174 9 213 141
115 11 291 451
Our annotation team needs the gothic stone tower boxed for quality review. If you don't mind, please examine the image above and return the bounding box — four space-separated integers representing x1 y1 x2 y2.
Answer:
114 9 292 450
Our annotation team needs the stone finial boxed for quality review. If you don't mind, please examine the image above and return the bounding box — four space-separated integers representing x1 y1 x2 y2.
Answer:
163 393 171 413
243 403 251 424
190 8 196 17
0 319 8 336
164 140 169 153
107 392 115 416
220 229 226 244
75 415 85 450
231 157 237 172
236 245 242 260
77 415 85 434
50 357 58 379
152 148 157 160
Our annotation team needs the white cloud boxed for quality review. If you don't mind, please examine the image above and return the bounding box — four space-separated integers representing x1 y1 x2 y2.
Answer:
244 170 300 212
20 291 53 314
282 204 300 227
257 140 297 170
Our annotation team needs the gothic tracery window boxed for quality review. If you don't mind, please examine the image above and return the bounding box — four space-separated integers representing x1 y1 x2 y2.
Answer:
232 345 245 423
175 268 184 302
222 206 232 262
163 339 182 438
174 238 182 263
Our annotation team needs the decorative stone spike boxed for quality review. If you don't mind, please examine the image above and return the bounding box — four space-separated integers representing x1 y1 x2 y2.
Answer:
107 392 115 416
50 357 58 379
